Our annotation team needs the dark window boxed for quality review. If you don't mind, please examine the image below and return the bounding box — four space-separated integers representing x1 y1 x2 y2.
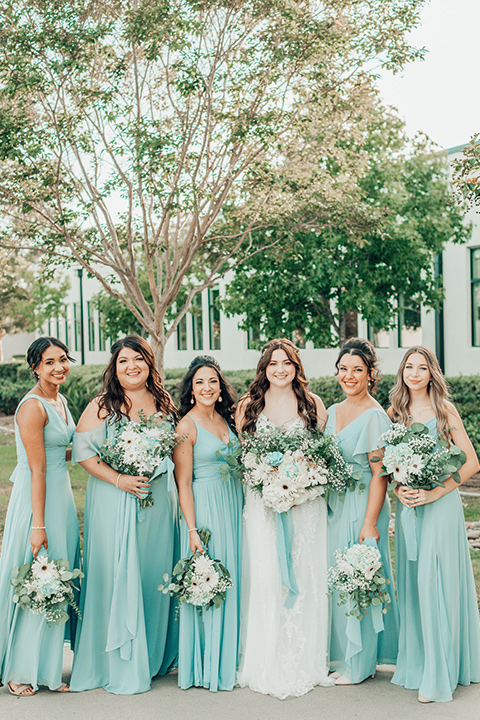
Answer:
208 286 221 350
191 294 203 351
472 248 480 347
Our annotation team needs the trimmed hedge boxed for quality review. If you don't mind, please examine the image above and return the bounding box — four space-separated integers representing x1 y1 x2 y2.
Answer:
0 363 478 457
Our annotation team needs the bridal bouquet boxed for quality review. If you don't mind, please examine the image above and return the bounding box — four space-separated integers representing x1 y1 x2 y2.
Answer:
11 555 83 626
98 412 178 508
240 426 360 513
328 544 391 620
158 529 233 612
372 422 466 489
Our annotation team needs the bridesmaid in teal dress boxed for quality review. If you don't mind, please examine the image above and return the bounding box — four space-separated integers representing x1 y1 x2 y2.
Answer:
0 337 80 696
70 336 179 694
389 346 480 703
325 337 399 685
174 356 243 692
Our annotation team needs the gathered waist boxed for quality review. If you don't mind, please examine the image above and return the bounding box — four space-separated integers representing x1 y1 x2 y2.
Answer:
14 455 68 472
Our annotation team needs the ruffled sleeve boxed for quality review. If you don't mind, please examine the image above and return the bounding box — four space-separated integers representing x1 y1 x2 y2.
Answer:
352 409 391 465
72 422 107 463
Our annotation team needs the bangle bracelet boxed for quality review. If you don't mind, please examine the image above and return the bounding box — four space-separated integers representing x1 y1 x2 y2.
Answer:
116 473 122 488
188 527 198 533
32 526 46 530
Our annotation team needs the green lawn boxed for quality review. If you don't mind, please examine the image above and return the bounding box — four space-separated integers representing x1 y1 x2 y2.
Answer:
0 431 479 605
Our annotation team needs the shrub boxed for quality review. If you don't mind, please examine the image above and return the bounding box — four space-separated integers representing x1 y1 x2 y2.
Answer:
0 381 33 415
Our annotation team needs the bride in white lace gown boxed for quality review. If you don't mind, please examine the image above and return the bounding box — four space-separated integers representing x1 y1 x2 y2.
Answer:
236 339 333 699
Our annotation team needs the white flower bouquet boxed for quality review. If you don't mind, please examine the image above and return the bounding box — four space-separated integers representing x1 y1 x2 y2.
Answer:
11 555 83 625
98 411 178 508
158 529 233 612
372 422 466 489
239 426 361 513
328 543 391 621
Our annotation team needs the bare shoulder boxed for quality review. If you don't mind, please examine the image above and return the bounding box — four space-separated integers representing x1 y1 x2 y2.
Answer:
76 397 109 432
176 414 197 444
386 405 394 419
16 394 47 427
445 400 462 424
310 392 326 411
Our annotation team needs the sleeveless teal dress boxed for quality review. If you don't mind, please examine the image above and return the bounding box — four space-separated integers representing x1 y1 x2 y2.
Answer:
70 416 179 694
0 395 80 690
325 405 399 683
391 416 480 701
178 421 243 692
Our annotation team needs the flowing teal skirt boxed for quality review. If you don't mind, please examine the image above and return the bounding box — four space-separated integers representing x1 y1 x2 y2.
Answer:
178 476 243 692
392 489 480 701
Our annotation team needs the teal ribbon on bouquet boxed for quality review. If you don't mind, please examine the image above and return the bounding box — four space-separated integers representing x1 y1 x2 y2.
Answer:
276 511 299 609
344 537 385 662
136 456 175 523
400 505 418 561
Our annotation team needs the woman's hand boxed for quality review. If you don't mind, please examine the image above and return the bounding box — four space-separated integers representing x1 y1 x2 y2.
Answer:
30 528 48 558
189 530 204 554
359 523 379 543
399 486 439 508
118 474 151 498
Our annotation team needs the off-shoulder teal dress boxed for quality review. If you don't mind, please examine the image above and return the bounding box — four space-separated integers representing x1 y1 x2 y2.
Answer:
391 416 480 701
178 421 243 692
325 405 399 683
70 416 179 694
0 395 80 690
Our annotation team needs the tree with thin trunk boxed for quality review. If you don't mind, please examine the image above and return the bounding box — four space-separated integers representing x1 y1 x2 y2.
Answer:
0 0 424 373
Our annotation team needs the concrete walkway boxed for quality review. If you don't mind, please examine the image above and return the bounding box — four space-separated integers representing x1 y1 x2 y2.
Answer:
2 650 479 720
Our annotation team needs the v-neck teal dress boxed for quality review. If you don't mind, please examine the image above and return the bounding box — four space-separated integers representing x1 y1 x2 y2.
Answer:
178 420 243 692
70 415 179 694
325 405 399 683
391 416 480 701
0 394 80 690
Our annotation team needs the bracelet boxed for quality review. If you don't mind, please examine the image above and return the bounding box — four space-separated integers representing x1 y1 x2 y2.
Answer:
116 473 122 489
188 527 198 533
32 526 46 530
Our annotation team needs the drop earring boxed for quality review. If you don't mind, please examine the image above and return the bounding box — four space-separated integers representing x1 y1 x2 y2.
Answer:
191 395 195 405
218 395 223 402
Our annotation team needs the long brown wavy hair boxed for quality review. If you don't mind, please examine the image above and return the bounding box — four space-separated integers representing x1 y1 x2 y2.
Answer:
389 345 451 441
241 338 318 433
97 335 178 423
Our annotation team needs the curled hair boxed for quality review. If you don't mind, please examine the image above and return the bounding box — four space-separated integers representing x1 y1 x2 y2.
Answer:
178 355 236 432
335 337 380 395
390 346 452 442
241 338 318 433
27 336 75 378
97 335 178 423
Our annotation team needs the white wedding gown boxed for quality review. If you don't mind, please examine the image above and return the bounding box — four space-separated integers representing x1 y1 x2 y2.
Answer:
236 415 333 699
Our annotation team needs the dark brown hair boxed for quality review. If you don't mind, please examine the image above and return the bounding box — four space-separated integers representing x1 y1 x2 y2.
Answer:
97 335 178 423
178 356 236 431
241 338 318 433
335 337 380 395
27 336 75 378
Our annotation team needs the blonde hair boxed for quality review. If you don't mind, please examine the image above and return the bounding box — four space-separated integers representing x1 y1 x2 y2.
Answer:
390 346 451 441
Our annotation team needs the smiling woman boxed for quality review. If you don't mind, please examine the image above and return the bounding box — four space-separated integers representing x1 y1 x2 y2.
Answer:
173 355 243 692
0 337 80 696
325 337 399 686
69 335 180 695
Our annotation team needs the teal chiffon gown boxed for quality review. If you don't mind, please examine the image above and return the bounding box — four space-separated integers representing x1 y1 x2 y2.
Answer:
0 394 80 690
325 405 399 683
178 421 243 692
70 417 179 694
391 416 480 701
